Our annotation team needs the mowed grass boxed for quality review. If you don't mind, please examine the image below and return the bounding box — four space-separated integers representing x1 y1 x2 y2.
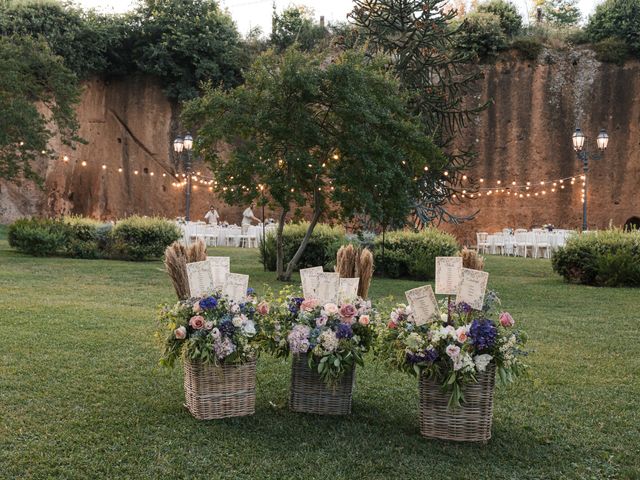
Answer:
1 225 639 480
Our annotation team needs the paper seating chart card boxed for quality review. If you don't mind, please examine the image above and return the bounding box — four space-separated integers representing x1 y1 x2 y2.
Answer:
455 268 489 310
186 260 216 298
435 256 463 295
405 285 439 326
207 256 230 291
338 278 360 303
300 266 323 299
223 273 250 303
316 272 340 305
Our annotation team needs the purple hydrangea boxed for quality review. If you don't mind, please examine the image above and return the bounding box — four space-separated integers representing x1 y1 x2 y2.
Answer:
335 323 353 339
407 348 439 364
456 302 472 315
469 318 498 351
246 288 255 296
219 320 236 337
288 297 304 315
199 297 218 310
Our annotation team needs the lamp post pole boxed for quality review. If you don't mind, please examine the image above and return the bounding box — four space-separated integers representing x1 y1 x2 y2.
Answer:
185 149 192 222
572 128 609 232
173 133 194 222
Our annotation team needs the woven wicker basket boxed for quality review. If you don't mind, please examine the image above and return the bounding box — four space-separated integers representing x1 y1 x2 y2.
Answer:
183 359 256 420
289 354 355 415
419 364 496 442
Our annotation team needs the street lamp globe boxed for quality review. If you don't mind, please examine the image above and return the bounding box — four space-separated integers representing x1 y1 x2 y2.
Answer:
572 128 586 151
173 136 184 153
183 134 193 151
596 129 609 151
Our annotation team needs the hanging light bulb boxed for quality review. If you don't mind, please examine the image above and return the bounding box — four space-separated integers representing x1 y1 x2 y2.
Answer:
81 161 87 167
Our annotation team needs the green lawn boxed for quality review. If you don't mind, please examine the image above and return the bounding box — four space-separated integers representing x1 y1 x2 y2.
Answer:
1 228 638 479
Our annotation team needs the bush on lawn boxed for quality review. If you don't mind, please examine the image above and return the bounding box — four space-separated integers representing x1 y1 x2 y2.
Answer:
63 216 106 259
260 222 346 272
374 229 459 280
110 216 181 261
551 229 640 287
8 218 68 256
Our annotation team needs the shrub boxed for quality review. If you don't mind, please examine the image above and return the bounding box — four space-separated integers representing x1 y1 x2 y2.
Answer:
8 218 68 256
510 36 544 60
63 216 106 259
551 229 640 287
592 37 629 64
111 216 181 261
456 12 508 59
477 0 523 37
373 229 459 280
260 223 346 272
586 0 640 57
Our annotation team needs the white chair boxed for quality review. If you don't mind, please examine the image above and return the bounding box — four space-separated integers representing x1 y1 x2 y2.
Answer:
514 232 533 257
533 232 551 259
203 226 218 247
476 232 489 254
492 233 506 255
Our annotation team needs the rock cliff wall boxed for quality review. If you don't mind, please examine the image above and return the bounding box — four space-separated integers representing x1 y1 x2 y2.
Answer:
1 49 639 241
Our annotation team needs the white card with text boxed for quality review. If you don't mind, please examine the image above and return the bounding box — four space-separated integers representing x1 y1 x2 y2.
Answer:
207 256 230 291
316 272 340 305
405 285 439 326
186 260 216 298
300 266 323 299
338 278 360 303
455 268 489 310
435 256 463 295
223 273 250 303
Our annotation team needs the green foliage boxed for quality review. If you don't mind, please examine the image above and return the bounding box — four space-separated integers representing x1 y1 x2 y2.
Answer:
586 0 640 57
260 223 346 272
270 5 327 52
110 216 181 261
374 229 459 280
63 216 107 259
8 217 67 256
477 0 523 37
551 229 640 287
0 35 80 184
456 12 508 59
510 36 545 60
592 37 629 64
541 0 581 27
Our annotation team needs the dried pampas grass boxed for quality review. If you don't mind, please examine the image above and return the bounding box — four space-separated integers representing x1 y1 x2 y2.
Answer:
357 248 374 299
461 247 485 271
336 244 358 278
164 240 207 299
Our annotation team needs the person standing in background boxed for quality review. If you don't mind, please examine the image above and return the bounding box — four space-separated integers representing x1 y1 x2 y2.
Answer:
241 202 261 234
204 205 220 225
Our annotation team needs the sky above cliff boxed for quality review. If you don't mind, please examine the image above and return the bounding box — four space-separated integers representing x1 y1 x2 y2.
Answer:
78 0 602 35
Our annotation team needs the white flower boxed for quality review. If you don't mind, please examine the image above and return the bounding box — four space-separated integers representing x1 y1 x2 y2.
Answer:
210 328 220 339
230 304 240 314
242 320 257 337
232 316 243 327
440 313 448 322
474 354 493 372
446 344 461 359
454 353 475 372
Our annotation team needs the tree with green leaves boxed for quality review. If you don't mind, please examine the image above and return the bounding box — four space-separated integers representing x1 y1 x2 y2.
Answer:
183 48 446 281
349 0 485 227
586 0 640 56
477 0 523 36
541 0 581 27
270 5 327 52
0 35 80 184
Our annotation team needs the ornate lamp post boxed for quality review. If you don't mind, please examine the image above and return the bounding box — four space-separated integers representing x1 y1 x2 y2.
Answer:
173 133 194 221
572 128 609 231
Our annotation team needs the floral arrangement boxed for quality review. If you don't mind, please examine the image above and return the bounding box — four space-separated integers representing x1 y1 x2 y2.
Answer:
260 290 376 385
157 288 262 367
376 291 527 408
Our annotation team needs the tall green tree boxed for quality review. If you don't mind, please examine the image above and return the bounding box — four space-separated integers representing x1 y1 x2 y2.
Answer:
541 0 581 27
586 0 640 56
183 49 446 281
0 35 80 184
477 0 523 36
349 0 485 226
270 5 327 52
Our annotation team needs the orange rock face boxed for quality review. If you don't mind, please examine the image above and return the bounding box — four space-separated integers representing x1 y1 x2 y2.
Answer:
2 50 639 241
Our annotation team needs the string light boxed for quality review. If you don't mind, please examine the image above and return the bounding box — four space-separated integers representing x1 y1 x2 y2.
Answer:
81 161 87 167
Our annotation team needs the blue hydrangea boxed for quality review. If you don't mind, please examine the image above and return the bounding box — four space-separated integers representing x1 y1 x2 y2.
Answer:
219 320 236 337
335 323 353 339
199 296 218 310
407 348 439 364
246 288 255 296
469 318 498 351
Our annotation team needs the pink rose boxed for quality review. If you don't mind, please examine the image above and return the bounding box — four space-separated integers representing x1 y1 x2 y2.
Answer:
387 321 397 329
324 303 339 315
174 326 187 339
193 301 202 313
301 298 319 312
359 314 370 326
339 303 357 320
499 312 515 328
189 315 205 330
256 301 270 315
456 327 468 343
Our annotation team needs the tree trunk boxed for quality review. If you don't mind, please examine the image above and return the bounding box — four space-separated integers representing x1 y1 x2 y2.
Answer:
280 205 323 282
275 208 288 280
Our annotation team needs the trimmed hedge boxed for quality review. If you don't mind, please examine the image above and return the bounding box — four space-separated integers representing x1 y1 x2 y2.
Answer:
8 216 180 261
551 229 640 287
260 223 346 272
374 229 460 280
